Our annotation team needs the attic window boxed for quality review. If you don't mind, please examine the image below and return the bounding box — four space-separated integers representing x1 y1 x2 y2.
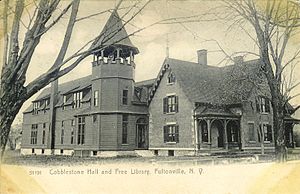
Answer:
167 73 175 84
33 101 40 115
73 91 83 109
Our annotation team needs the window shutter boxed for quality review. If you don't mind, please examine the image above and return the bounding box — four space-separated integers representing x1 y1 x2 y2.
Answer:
175 96 179 112
163 97 167 113
255 98 260 112
175 125 179 143
265 98 270 113
267 125 272 142
163 126 168 143
257 124 261 142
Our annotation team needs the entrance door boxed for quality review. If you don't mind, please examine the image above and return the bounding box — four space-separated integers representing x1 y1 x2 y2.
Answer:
217 127 224 148
136 118 148 149
137 124 147 148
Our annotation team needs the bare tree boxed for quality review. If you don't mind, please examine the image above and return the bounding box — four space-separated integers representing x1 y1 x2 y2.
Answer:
0 0 155 158
220 0 300 162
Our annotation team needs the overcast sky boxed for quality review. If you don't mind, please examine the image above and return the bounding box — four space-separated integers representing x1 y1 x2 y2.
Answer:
10 0 300 124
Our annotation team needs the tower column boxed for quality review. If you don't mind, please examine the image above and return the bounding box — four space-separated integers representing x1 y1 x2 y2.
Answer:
130 50 133 63
100 50 104 65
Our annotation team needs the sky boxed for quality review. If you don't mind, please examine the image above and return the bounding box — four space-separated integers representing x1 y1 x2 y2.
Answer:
7 0 300 125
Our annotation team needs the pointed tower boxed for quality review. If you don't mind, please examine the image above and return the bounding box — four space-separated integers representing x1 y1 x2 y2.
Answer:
90 11 140 151
92 11 139 65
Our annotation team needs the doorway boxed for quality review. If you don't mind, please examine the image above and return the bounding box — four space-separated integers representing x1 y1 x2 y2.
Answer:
136 118 148 149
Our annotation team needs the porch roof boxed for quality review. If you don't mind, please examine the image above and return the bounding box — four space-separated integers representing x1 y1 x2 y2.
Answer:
196 106 240 119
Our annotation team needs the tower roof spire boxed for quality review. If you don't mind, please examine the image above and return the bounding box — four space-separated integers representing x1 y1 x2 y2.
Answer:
97 10 139 55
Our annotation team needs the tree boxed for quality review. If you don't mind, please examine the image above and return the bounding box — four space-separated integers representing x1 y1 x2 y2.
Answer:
7 123 22 150
221 0 300 162
0 0 155 158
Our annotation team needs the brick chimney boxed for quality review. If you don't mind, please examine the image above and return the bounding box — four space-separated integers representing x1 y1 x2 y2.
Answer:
197 49 207 66
233 56 244 65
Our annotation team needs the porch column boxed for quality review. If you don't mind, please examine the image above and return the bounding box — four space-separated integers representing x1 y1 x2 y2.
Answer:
100 50 104 65
207 119 211 148
224 120 228 149
238 121 242 150
194 118 199 150
116 48 121 64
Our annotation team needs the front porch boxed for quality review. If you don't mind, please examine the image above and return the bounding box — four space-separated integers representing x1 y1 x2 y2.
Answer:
196 115 242 151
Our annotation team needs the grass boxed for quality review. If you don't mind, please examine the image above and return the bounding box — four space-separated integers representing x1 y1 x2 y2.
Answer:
2 149 299 166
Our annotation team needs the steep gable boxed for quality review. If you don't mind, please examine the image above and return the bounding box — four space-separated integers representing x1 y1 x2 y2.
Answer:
149 58 268 106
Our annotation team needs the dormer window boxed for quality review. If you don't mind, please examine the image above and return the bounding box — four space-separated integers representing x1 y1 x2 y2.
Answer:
33 101 40 115
167 72 176 84
73 91 83 109
45 98 50 107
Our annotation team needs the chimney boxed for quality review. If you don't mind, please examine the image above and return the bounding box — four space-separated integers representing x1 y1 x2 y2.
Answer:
197 49 207 66
233 56 244 65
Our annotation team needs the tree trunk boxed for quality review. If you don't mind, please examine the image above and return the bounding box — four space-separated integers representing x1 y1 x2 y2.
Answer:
272 96 287 163
260 48 287 163
0 82 26 159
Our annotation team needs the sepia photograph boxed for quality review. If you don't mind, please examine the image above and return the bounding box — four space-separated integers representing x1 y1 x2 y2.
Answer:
1 0 300 193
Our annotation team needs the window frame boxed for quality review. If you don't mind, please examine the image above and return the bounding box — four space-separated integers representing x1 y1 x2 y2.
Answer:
122 89 129 105
30 124 38 144
73 91 83 109
122 115 128 144
94 90 99 107
163 95 179 114
163 125 179 143
167 72 176 84
77 116 85 145
256 96 271 114
260 123 273 142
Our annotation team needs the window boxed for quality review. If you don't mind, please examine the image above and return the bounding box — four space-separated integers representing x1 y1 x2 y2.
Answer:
61 129 64 144
168 150 175 156
94 90 99 107
122 90 128 105
248 123 255 141
61 121 64 127
256 97 270 113
78 117 85 144
122 115 128 144
200 121 208 143
260 123 272 142
71 128 74 144
43 123 46 129
33 102 39 114
30 124 38 144
73 91 83 108
163 95 179 113
163 125 179 143
227 121 239 143
45 98 50 107
42 130 46 144
63 95 67 110
167 73 176 84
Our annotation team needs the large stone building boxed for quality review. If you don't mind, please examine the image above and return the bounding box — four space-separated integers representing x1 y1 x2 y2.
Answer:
21 11 298 157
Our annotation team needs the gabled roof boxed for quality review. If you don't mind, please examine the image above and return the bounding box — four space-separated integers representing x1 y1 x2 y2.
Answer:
97 11 139 54
149 58 268 106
